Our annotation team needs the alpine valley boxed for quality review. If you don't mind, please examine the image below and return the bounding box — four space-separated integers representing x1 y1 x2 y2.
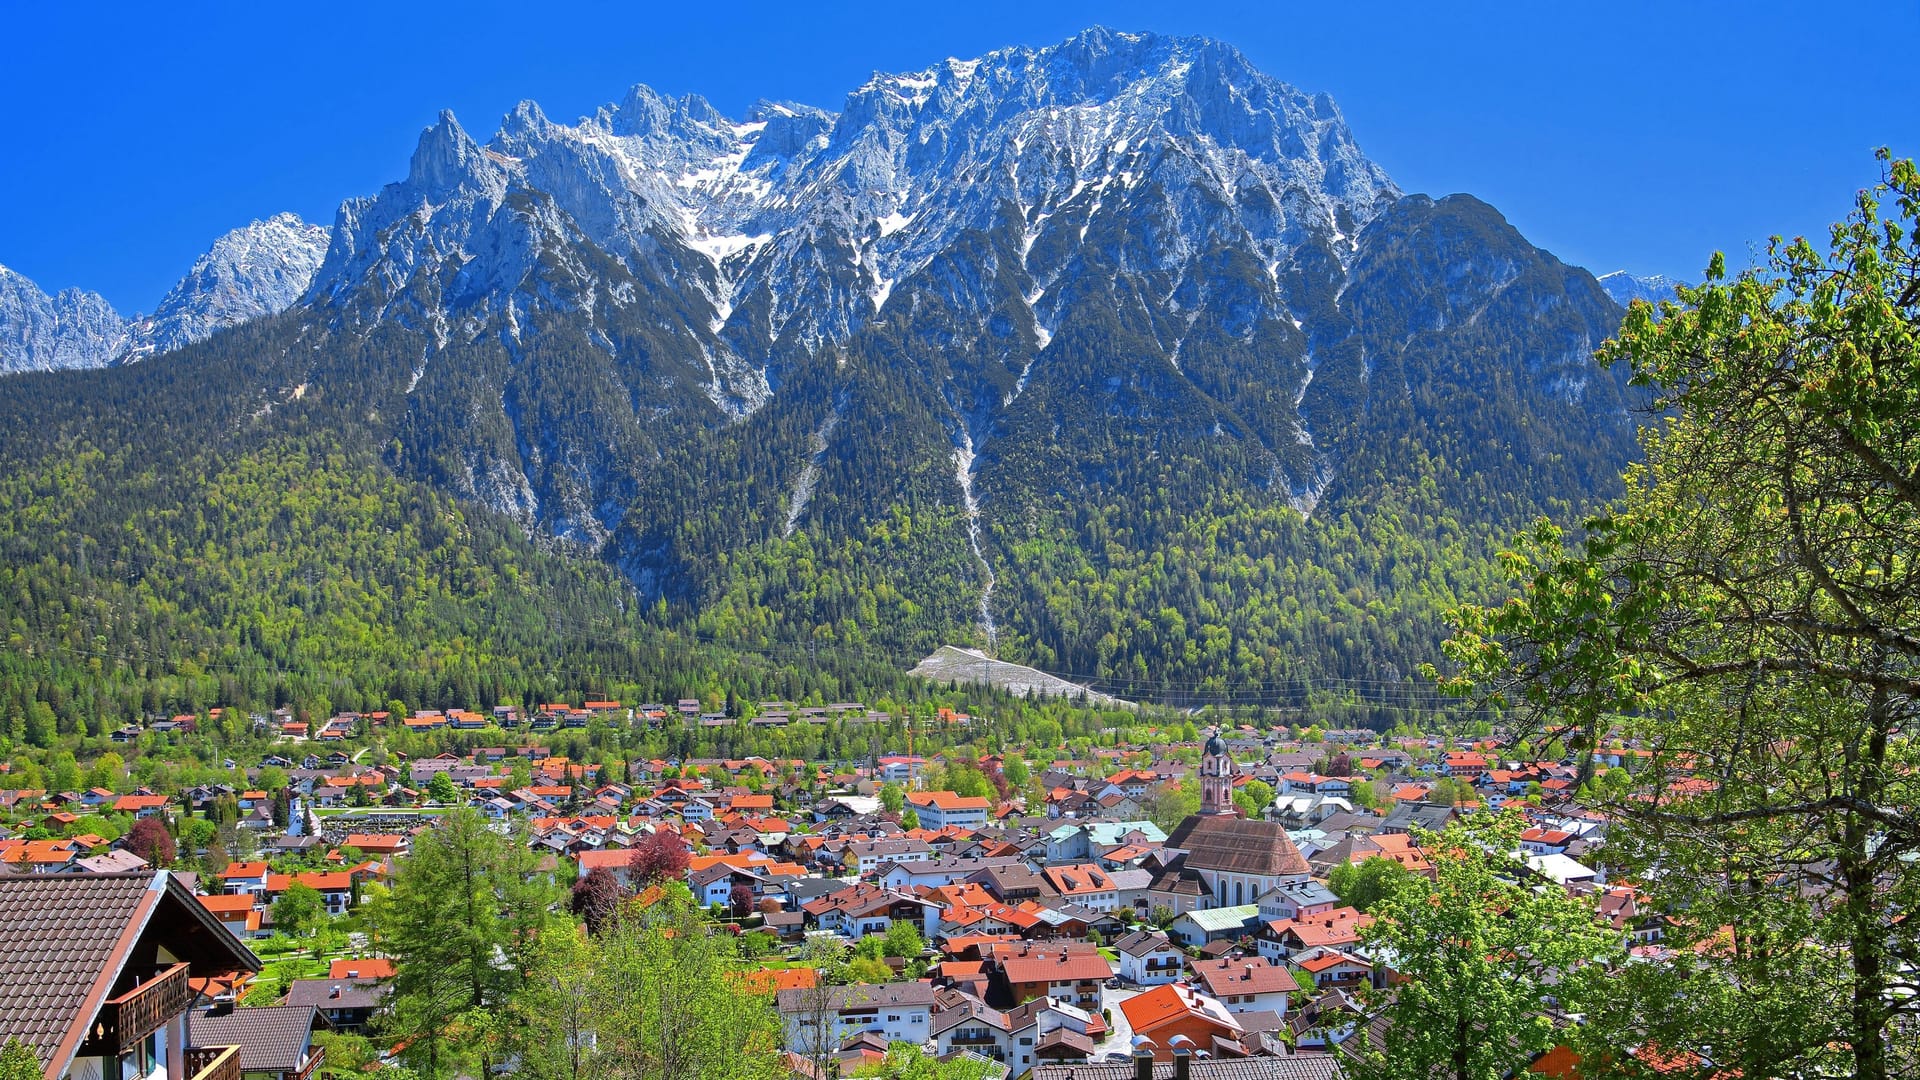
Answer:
0 28 1644 717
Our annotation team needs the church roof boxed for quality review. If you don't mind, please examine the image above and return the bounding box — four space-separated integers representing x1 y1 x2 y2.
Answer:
1164 814 1312 878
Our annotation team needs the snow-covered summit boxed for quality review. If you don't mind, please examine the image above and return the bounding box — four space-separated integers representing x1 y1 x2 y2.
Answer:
306 26 1399 397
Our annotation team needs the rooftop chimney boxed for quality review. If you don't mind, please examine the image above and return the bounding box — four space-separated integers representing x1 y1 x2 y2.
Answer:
1133 1049 1155 1080
1174 1048 1192 1080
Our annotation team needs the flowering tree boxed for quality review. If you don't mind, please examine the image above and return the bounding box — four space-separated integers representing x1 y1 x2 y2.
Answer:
628 830 690 886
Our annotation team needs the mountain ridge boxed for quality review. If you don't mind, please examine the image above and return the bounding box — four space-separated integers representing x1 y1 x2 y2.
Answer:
0 213 329 373
0 27 1640 709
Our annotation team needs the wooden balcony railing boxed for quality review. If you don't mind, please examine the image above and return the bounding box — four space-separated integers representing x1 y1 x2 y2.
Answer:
79 962 191 1056
289 1044 327 1080
182 1044 242 1080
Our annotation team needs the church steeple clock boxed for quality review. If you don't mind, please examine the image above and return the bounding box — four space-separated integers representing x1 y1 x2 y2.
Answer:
1199 728 1235 815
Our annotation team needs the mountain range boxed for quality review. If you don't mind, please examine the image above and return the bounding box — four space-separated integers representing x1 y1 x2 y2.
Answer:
1596 270 1684 307
0 28 1646 712
0 212 329 373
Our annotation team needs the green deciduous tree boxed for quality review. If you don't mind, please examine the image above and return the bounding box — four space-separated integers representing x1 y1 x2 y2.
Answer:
881 920 925 959
1326 856 1413 913
0 1039 41 1080
271 881 327 938
1000 755 1029 789
1432 154 1920 1080
426 770 460 805
850 1043 997 1080
1339 815 1616 1080
85 752 124 792
1233 778 1275 819
587 896 787 1080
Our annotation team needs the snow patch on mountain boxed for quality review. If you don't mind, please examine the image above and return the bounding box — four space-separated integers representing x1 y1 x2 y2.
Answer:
1596 270 1685 307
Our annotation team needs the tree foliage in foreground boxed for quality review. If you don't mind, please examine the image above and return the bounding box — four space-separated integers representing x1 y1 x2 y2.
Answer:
364 809 561 1079
1433 153 1920 1080
510 897 786 1080
1339 815 1616 1080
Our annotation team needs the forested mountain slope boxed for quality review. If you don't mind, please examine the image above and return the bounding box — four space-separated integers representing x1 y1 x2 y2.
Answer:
0 28 1638 718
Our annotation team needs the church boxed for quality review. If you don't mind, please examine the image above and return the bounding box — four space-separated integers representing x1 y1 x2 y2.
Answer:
1147 730 1313 913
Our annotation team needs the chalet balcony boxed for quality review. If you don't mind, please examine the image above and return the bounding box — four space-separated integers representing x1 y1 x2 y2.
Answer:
289 1045 327 1080
947 1031 999 1046
78 962 191 1057
182 1044 242 1080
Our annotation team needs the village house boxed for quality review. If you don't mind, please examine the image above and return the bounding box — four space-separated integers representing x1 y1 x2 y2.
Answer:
1117 983 1247 1062
1112 929 1187 986
0 870 262 1080
1189 957 1299 1016
983 941 1112 1009
776 981 935 1059
1032 863 1113 912
906 790 991 830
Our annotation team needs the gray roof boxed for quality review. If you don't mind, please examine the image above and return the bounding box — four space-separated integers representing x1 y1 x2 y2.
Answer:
187 1006 322 1072
1178 904 1262 933
1380 803 1458 833
777 981 937 1013
285 978 391 1011
881 855 1021 876
1112 929 1179 958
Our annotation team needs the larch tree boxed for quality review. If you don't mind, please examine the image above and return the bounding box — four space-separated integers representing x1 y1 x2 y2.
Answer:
369 808 560 1079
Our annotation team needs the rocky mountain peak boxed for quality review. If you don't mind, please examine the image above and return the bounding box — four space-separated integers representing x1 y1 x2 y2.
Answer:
0 266 128 374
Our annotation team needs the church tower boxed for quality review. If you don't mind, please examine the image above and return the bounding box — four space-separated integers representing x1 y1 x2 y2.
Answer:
1199 729 1235 815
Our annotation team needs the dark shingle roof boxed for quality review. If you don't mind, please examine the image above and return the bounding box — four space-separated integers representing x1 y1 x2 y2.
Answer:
0 872 157 1070
285 978 391 1010
777 981 936 1013
0 869 256 1078
187 1006 322 1072
1163 814 1311 877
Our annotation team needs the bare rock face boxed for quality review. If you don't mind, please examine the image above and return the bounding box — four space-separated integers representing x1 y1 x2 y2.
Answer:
1 212 329 372
0 265 128 373
120 212 331 362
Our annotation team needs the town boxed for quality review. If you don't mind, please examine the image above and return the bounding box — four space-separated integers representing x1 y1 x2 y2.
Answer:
0 695 1655 1080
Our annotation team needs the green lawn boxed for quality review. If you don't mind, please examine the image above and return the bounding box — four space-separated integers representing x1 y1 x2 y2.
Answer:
241 954 330 1004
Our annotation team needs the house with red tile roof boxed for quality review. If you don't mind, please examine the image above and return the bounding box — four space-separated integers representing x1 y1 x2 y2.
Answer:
1116 983 1245 1061
984 941 1112 1008
1040 864 1119 912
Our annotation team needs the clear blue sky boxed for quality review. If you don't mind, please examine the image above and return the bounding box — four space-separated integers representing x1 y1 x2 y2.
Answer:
3 0 1913 312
